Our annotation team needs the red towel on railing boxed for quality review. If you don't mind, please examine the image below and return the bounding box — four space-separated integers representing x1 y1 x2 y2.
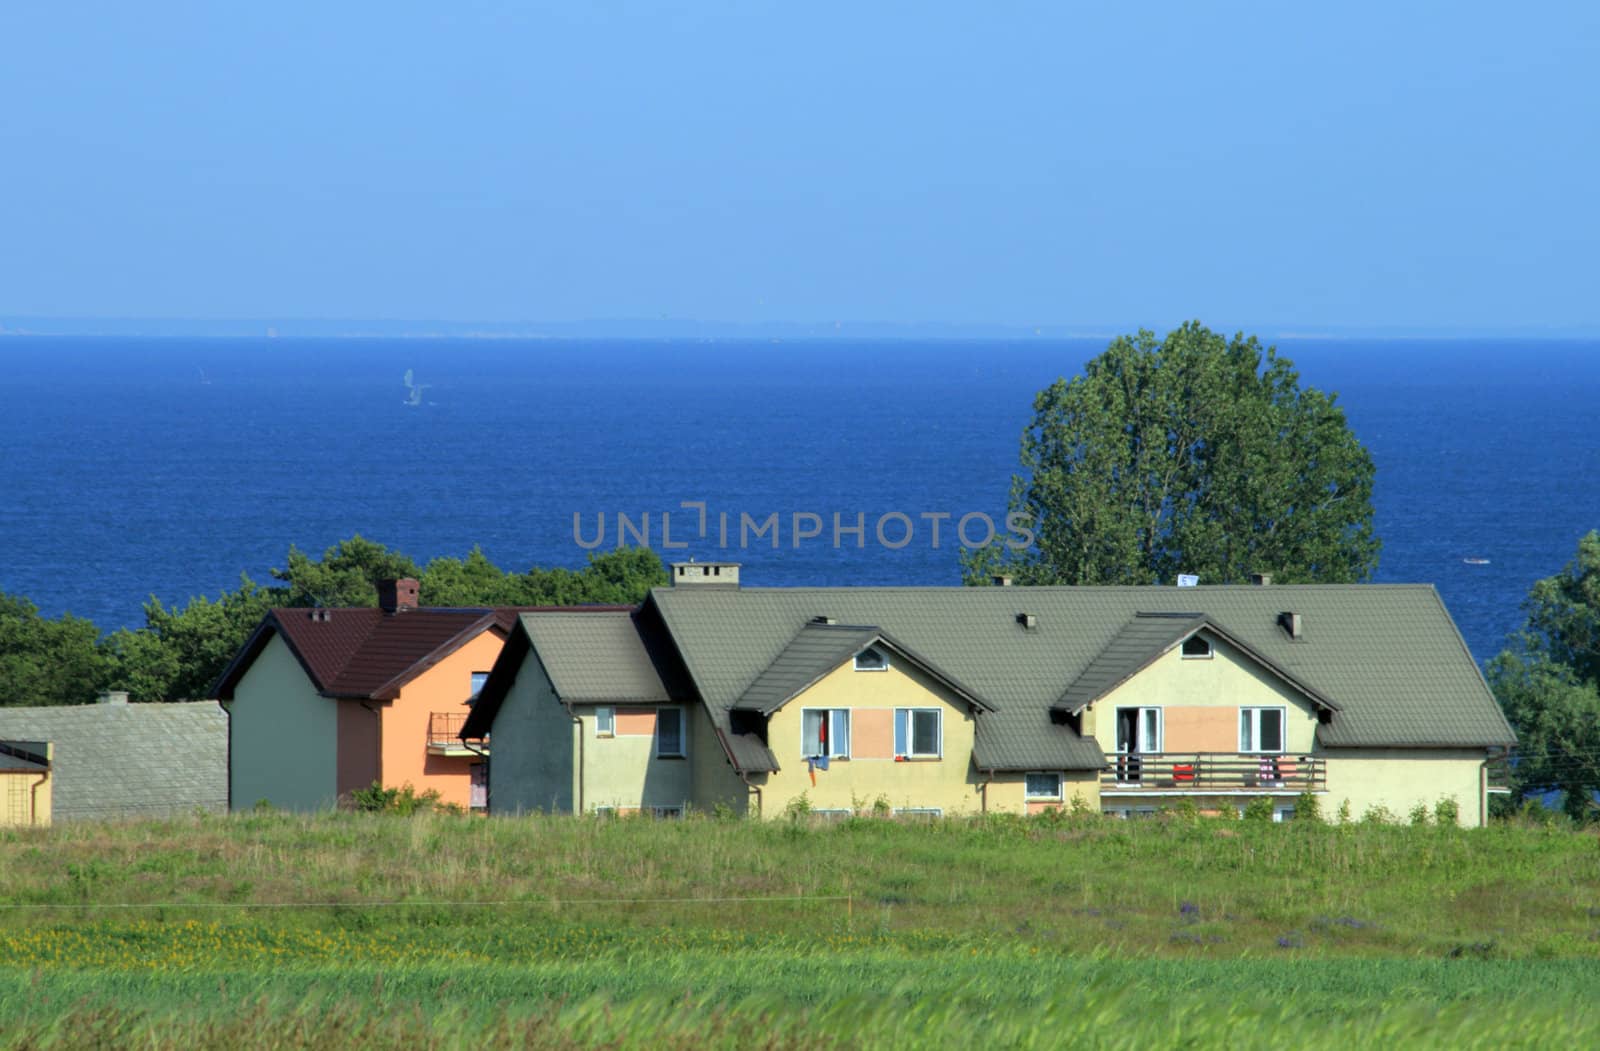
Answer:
1173 763 1195 783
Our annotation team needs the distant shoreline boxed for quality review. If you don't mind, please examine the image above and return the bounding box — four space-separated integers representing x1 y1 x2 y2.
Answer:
3 320 1598 341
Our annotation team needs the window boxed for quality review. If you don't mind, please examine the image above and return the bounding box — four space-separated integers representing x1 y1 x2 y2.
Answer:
593 806 616 818
1240 707 1285 753
801 708 851 758
650 805 684 820
656 708 685 758
1181 636 1212 659
1104 807 1160 820
810 809 853 822
1025 772 1063 801
1273 805 1296 823
893 807 942 820
894 708 942 759
854 646 890 672
596 707 615 737
469 671 490 703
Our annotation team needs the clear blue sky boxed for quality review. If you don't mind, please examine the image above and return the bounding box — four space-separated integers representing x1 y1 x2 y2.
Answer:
1 1 1595 331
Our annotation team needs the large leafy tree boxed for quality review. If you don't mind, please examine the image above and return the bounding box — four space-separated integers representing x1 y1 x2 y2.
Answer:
1488 531 1600 818
967 322 1379 585
0 593 108 706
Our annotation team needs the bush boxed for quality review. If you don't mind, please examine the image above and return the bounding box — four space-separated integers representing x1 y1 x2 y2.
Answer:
1242 797 1275 822
1361 805 1397 825
1434 796 1461 827
1409 802 1430 826
348 782 461 816
1292 791 1322 824
783 793 812 823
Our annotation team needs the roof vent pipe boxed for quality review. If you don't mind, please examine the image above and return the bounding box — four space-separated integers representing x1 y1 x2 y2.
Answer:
811 616 837 626
1016 613 1038 630
1251 573 1273 586
993 575 1013 587
1278 611 1303 639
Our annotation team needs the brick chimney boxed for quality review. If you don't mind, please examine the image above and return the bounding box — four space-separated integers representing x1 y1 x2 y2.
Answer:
378 578 420 613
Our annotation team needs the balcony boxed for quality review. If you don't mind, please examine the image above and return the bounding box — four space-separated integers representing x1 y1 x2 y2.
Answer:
427 711 486 757
1100 753 1326 795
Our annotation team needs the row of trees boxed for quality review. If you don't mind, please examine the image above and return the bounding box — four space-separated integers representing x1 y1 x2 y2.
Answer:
0 539 667 706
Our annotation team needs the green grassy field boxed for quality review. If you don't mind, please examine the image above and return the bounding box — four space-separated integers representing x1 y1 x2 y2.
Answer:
3 810 1600 1048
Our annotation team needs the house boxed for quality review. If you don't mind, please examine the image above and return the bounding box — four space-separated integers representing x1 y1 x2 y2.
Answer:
0 693 225 822
212 577 632 811
0 740 52 827
466 563 1515 826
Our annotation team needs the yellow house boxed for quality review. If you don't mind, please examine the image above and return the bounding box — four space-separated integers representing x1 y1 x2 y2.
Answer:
0 741 52 828
471 564 1515 826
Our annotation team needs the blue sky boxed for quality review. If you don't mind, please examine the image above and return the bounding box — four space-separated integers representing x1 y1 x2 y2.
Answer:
1 2 1595 332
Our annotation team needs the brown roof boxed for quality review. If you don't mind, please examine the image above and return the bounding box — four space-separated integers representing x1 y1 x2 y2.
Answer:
213 605 632 702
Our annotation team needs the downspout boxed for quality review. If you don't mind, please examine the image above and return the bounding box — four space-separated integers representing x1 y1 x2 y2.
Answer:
739 770 762 818
978 768 993 814
29 774 48 826
563 700 583 815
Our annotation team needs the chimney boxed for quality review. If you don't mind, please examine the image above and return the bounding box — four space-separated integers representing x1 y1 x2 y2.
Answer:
669 560 741 588
97 690 129 706
378 578 420 613
1251 573 1273 586
811 615 837 626
1015 613 1038 631
993 574 1014 587
1278 611 1304 640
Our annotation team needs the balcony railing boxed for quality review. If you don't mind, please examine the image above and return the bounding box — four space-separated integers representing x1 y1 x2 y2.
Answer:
427 711 485 756
1101 753 1326 793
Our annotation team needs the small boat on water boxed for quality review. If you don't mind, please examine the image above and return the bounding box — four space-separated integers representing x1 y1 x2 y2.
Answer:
1463 558 1491 565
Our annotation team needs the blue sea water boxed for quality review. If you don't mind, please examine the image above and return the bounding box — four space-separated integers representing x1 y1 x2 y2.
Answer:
0 337 1596 668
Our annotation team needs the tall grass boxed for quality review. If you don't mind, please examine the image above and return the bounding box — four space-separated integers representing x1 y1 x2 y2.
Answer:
3 812 1600 1047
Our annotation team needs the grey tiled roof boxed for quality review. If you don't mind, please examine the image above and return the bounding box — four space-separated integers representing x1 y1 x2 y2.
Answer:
649 584 1515 771
737 623 884 714
0 702 227 821
520 611 676 703
1057 613 1207 714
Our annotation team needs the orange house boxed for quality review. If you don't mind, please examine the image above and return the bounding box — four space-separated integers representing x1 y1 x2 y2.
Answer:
214 578 628 812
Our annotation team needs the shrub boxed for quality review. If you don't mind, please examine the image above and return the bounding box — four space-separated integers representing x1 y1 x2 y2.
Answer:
1361 805 1397 825
1336 798 1352 824
1409 802 1431 826
871 795 893 819
348 782 460 816
1434 796 1461 827
783 793 812 823
1167 797 1201 822
1242 797 1275 822
1292 791 1322 824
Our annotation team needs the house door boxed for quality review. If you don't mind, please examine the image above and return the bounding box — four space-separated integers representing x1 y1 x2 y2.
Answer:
470 762 487 812
1115 707 1162 782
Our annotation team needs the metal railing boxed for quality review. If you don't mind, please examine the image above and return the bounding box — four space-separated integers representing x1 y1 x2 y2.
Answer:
1101 753 1326 793
427 711 483 750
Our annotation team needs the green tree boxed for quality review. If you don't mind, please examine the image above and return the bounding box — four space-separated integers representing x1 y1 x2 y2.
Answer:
271 535 422 607
105 575 281 702
0 593 108 706
965 322 1379 586
1488 531 1600 819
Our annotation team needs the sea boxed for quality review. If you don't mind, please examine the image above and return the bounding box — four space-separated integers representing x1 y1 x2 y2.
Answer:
1 337 1596 668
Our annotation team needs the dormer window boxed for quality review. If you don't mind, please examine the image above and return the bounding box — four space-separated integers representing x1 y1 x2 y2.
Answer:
854 646 890 672
1181 636 1212 659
